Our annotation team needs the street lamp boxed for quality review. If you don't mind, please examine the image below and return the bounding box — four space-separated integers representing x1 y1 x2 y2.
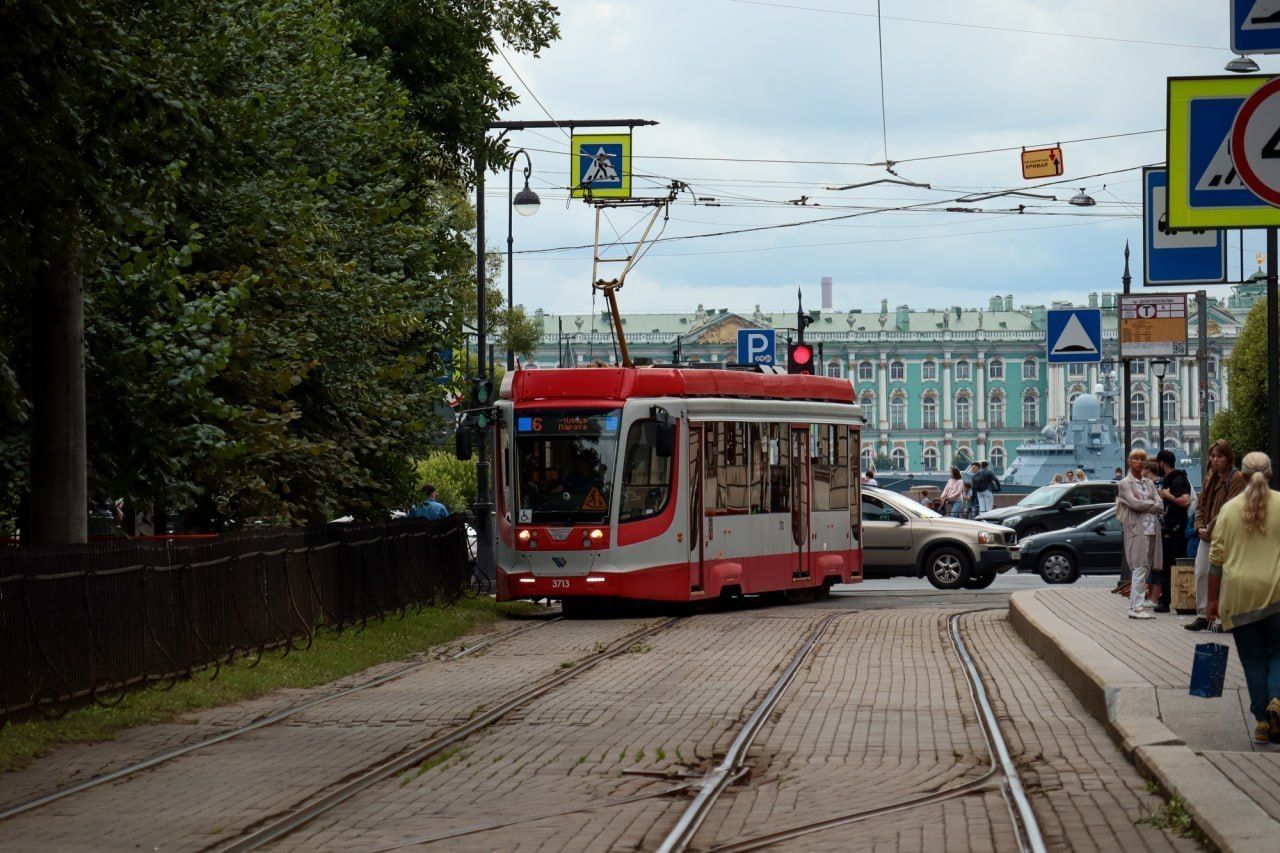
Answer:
1068 188 1096 207
506 149 539 371
1151 357 1171 453
1226 54 1260 73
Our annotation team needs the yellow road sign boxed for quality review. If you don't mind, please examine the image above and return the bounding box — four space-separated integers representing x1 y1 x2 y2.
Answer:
570 133 631 199
1166 75 1280 228
1119 294 1189 358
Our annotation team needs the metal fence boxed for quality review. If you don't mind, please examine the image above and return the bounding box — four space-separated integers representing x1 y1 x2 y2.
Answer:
0 517 470 724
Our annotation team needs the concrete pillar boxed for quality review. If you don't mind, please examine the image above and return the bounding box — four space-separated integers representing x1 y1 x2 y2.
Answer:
976 351 987 429
877 352 888 431
942 351 953 428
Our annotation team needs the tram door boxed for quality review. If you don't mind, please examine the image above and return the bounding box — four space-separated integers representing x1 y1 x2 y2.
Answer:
790 426 811 578
688 424 705 591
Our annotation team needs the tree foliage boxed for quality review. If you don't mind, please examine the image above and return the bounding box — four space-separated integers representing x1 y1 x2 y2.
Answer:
1211 298 1276 457
0 0 561 529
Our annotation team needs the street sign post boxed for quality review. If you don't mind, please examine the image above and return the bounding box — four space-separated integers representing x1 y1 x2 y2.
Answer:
570 133 632 198
1119 294 1189 358
1142 167 1227 286
1166 75 1280 229
737 329 776 366
1045 308 1103 364
1232 0 1280 55
1232 76 1280 206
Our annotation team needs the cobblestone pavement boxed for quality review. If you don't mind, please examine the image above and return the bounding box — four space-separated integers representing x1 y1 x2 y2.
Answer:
0 614 660 851
0 594 1202 851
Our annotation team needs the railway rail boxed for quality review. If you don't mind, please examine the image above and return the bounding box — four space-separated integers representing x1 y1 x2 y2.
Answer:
0 615 559 823
217 616 683 853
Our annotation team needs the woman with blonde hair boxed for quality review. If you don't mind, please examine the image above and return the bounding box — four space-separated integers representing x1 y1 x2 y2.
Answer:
1209 452 1280 744
1074 468 1087 483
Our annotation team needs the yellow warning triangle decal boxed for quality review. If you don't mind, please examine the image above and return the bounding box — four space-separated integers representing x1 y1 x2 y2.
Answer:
582 487 608 511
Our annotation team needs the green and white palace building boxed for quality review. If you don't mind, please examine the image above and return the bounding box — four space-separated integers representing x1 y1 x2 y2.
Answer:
528 277 1266 475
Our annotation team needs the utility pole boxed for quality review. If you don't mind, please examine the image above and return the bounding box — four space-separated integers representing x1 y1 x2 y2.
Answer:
1196 290 1209 474
1269 228 1279 487
1121 243 1132 456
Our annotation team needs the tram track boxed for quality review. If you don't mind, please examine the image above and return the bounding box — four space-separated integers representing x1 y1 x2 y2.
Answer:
658 609 1048 853
0 615 559 823
215 616 683 853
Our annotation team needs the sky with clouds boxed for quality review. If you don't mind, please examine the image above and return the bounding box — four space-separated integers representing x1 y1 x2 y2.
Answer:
488 0 1273 318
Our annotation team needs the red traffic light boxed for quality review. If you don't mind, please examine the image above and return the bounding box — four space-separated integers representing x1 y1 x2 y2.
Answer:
792 344 812 365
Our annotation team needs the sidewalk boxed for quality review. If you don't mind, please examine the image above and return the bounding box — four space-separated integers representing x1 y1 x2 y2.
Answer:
1011 587 1280 852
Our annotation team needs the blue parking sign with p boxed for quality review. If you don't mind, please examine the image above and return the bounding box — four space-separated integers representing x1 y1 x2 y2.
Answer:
737 329 776 366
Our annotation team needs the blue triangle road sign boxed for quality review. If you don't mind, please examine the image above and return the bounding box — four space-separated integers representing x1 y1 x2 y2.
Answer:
1046 309 1103 364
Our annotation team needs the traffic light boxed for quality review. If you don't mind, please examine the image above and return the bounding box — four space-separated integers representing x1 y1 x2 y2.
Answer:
787 342 815 375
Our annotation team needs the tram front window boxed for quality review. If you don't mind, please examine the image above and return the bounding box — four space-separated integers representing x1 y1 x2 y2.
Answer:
514 410 621 524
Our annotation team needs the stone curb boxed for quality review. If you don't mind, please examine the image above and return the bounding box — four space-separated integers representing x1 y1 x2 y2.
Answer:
1009 589 1279 853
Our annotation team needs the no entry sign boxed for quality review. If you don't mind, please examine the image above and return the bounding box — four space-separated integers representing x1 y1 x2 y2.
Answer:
1232 76 1280 207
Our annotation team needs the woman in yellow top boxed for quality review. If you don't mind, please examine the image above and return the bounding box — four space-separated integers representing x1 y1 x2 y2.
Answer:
1209 452 1280 744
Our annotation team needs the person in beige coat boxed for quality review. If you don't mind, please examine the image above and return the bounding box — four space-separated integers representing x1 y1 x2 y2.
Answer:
1117 449 1163 618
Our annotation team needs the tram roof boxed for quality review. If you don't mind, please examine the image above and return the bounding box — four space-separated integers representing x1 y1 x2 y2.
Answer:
503 367 855 405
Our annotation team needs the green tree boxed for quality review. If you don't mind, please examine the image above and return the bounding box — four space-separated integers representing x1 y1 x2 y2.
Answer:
416 451 478 513
1212 298 1276 457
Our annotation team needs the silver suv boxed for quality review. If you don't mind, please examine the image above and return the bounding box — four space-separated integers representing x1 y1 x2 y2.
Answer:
861 487 1016 589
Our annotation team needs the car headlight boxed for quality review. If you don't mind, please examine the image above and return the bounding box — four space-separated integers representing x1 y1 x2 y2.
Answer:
1004 515 1023 527
977 531 999 544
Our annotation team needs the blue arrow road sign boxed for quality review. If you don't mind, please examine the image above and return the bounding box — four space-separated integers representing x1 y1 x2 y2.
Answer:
1046 309 1102 364
1143 167 1227 287
737 329 776 366
1232 0 1280 55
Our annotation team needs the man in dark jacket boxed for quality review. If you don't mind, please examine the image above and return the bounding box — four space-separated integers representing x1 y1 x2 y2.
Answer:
1154 449 1192 613
972 461 1000 514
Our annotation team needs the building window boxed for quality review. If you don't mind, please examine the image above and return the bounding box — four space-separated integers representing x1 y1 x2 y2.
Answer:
956 446 973 468
1022 357 1038 380
890 359 905 381
989 446 1006 474
1163 390 1177 423
922 394 938 430
889 395 907 430
1068 362 1086 378
955 394 972 429
860 391 875 414
1132 359 1146 377
989 358 1004 380
922 359 937 381
955 359 971 380
891 447 907 471
1164 437 1181 450
826 361 842 378
858 360 874 381
1131 392 1147 424
988 393 1005 429
861 446 875 471
1207 390 1218 419
922 447 939 471
1022 393 1038 429
1207 357 1217 378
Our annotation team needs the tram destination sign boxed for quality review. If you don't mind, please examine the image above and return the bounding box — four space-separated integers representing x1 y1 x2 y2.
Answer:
1119 294 1189 358
516 412 620 434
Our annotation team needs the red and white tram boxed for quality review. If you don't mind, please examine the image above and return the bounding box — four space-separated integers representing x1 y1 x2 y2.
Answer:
490 366 863 607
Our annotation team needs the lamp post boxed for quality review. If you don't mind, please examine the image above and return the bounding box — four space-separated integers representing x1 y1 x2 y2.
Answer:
506 149 540 371
1151 357 1171 453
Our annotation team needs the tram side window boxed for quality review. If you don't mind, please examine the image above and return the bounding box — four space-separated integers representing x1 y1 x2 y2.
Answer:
766 423 791 513
707 422 749 514
619 421 673 522
830 425 850 511
811 425 833 511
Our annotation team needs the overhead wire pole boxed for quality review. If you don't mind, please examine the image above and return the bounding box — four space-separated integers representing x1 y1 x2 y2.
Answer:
1270 228 1279 488
1122 243 1132 456
471 118 657 583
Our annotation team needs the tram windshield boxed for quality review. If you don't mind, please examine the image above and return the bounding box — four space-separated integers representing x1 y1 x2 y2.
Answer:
514 409 621 524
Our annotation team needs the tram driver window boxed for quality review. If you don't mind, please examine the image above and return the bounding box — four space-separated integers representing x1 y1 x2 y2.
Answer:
619 420 673 522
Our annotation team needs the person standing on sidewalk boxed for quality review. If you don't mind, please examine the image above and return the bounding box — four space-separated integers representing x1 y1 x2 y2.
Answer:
1188 440 1245 632
1118 449 1163 619
1153 449 1192 613
1208 452 1280 744
939 467 965 517
973 460 999 515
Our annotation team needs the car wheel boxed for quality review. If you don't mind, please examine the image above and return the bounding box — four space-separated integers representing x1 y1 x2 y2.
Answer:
1021 525 1047 537
1038 549 1079 584
924 546 971 590
962 569 997 590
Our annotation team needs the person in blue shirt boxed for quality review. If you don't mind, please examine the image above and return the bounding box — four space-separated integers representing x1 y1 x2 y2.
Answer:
410 485 449 520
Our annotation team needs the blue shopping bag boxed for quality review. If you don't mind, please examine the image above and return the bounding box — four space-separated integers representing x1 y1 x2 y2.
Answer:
1189 642 1230 698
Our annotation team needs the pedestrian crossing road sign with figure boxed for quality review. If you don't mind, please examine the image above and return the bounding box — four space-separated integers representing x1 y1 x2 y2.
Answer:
571 133 631 198
1166 75 1280 229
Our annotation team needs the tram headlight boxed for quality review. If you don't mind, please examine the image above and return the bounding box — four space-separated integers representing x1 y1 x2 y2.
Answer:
589 529 604 541
517 529 531 542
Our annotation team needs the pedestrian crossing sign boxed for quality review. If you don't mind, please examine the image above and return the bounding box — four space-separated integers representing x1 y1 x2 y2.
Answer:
1166 75 1280 228
1045 309 1102 364
571 133 631 199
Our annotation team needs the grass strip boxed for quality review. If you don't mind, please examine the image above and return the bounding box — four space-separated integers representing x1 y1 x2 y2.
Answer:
0 598 541 773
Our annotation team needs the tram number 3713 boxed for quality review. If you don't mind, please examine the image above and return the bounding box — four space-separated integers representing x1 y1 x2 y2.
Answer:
551 579 571 589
